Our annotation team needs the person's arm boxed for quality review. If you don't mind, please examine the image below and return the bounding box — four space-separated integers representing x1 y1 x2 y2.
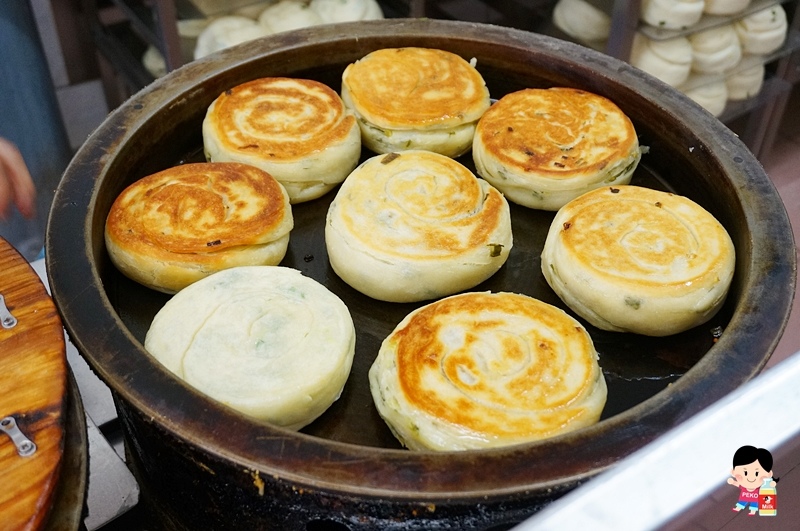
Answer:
0 137 36 220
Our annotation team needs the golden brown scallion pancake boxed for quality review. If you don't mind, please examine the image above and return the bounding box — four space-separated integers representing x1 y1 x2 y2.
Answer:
369 291 607 451
341 47 491 157
541 185 736 336
105 162 293 293
473 87 641 211
203 77 361 203
325 150 512 302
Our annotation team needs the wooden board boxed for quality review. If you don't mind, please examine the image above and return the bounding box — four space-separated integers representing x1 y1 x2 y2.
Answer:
0 238 67 531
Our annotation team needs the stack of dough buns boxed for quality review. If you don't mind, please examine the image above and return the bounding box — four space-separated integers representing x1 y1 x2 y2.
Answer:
340 47 491 157
630 33 693 87
541 185 735 336
640 0 705 30
308 0 383 23
369 291 608 451
735 4 788 55
689 24 743 74
104 162 293 293
674 23 741 115
325 150 513 303
552 0 611 43
668 8 787 114
203 77 361 204
725 62 765 100
192 0 384 60
672 2 787 115
473 87 641 211
259 0 383 32
145 266 355 430
549 0 778 113
681 79 729 116
193 15 272 59
258 0 323 33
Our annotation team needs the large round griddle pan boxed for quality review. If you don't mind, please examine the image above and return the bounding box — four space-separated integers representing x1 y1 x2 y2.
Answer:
45 19 795 530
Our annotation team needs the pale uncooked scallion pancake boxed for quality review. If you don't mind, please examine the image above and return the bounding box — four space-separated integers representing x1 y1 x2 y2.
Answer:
541 185 736 336
325 150 513 302
203 77 361 203
369 291 607 451
144 266 356 430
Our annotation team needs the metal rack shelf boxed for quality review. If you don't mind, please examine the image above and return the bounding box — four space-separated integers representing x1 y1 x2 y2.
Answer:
84 0 798 159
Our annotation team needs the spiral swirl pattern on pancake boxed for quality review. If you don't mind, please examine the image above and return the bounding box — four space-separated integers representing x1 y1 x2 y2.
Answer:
341 47 491 156
541 185 735 336
145 266 355 430
203 77 361 203
325 150 512 302
369 291 607 451
342 47 488 128
473 87 641 211
105 162 293 293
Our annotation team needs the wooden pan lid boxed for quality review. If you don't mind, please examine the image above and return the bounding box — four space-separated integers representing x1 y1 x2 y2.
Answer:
0 237 67 530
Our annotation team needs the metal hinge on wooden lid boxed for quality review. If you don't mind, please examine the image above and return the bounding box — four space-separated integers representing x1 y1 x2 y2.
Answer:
0 294 17 329
0 416 36 457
